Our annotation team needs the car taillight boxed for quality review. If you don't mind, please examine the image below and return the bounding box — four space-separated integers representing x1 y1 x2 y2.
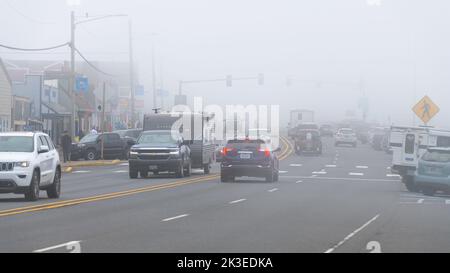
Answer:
222 147 234 156
259 148 270 157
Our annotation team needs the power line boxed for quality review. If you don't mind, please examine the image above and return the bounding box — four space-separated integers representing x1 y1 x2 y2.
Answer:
3 0 58 25
74 47 117 77
0 42 69 51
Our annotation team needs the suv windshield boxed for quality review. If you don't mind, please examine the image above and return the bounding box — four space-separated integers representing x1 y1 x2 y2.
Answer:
422 150 450 163
0 136 34 152
138 132 178 144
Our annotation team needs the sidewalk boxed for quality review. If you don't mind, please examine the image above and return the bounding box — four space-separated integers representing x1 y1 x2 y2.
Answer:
61 159 124 173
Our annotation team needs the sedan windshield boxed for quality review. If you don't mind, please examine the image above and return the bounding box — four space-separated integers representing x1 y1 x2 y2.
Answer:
80 134 98 143
0 136 34 152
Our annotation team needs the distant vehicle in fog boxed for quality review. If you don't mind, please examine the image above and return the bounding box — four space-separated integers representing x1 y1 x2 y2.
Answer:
319 124 334 137
288 109 314 138
294 129 322 155
334 128 357 147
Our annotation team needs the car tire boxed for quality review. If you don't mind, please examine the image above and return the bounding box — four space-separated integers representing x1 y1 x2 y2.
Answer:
274 171 279 182
203 163 210 174
265 170 274 182
140 170 148 178
47 167 61 199
129 166 138 179
25 170 40 202
85 149 97 161
423 187 435 196
404 180 419 193
176 161 185 178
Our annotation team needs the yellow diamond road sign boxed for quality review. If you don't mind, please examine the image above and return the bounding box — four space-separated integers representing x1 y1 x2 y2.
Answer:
412 95 440 124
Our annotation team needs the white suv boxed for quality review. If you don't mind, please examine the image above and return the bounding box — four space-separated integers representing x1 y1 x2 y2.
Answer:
335 128 358 147
0 132 61 201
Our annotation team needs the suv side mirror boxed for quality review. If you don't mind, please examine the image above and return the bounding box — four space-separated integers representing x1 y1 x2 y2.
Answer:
38 145 49 154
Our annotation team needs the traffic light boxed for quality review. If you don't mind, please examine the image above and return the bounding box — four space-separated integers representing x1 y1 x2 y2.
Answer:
226 75 232 87
258 73 264 85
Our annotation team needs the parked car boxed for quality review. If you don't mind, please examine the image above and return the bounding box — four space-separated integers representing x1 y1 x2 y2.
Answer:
114 128 142 143
414 147 450 196
334 128 357 147
0 132 61 201
128 130 192 178
71 133 133 160
220 138 280 182
294 129 322 155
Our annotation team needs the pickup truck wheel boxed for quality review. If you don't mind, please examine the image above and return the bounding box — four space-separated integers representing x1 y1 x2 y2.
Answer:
265 170 274 182
47 168 61 199
86 149 97 161
203 163 210 174
185 161 192 177
25 170 40 201
176 162 185 178
129 167 138 179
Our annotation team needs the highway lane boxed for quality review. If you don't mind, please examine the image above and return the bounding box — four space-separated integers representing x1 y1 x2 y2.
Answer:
1 136 450 253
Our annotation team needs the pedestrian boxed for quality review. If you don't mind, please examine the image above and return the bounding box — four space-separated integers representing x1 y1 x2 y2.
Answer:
90 126 98 135
60 130 72 163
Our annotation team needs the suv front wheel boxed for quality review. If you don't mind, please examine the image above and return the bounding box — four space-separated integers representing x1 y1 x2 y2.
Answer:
47 167 61 198
25 170 40 201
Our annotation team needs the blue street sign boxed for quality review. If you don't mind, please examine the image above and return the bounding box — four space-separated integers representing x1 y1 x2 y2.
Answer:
135 85 145 96
75 76 89 93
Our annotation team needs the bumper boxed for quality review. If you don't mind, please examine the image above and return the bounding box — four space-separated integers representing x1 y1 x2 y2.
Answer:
129 158 182 172
0 169 33 193
335 138 357 144
414 174 450 190
221 164 273 177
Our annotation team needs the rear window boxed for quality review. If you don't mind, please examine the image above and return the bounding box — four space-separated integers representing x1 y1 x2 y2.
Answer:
339 129 354 134
422 150 450 162
226 139 265 149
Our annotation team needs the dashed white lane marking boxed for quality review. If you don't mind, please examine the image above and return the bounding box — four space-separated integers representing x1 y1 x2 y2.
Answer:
33 241 82 253
114 170 128 173
386 174 400 177
281 175 398 182
289 164 302 167
162 214 190 222
386 167 391 170
311 175 317 177
268 188 278 193
120 163 129 166
325 165 337 168
312 171 327 175
417 199 424 204
325 214 380 253
356 166 368 169
229 199 246 204
349 172 364 176
296 180 303 183
279 171 288 174
72 170 91 173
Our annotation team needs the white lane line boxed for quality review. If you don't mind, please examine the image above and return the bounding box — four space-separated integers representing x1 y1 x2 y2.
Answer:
268 188 278 193
229 198 247 204
386 167 391 170
281 176 399 182
417 199 424 204
356 166 369 169
114 170 128 173
33 241 81 253
296 180 303 183
72 170 91 173
162 214 189 222
446 200 450 205
311 175 317 177
325 165 337 168
325 214 380 253
349 172 364 176
120 163 129 166
386 174 400 178
290 164 302 167
279 171 288 174
312 171 327 175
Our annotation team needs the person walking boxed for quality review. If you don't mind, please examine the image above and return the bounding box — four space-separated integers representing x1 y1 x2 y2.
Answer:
90 127 98 135
60 130 72 163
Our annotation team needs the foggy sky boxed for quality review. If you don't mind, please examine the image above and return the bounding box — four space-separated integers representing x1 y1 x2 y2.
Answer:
1 0 450 128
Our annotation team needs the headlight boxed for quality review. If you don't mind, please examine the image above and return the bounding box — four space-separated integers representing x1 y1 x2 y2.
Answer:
15 161 30 168
130 151 138 155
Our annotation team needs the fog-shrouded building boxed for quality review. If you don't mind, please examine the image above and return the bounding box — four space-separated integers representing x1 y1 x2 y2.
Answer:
0 58 12 132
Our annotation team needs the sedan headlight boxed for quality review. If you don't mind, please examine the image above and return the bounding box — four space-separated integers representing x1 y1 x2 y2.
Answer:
15 161 30 168
130 150 138 155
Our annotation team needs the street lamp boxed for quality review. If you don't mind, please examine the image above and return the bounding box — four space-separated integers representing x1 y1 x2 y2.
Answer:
68 11 132 137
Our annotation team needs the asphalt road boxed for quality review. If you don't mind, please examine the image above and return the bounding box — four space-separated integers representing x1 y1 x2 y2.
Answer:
1 136 450 253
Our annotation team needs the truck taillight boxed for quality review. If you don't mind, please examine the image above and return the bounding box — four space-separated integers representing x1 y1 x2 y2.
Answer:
222 147 233 156
259 148 270 157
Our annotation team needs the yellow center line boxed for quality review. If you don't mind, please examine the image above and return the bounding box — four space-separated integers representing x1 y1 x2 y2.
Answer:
0 135 294 218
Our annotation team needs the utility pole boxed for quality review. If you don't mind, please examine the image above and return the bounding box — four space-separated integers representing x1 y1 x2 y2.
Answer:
129 19 135 129
101 82 106 159
70 10 76 139
151 34 157 110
